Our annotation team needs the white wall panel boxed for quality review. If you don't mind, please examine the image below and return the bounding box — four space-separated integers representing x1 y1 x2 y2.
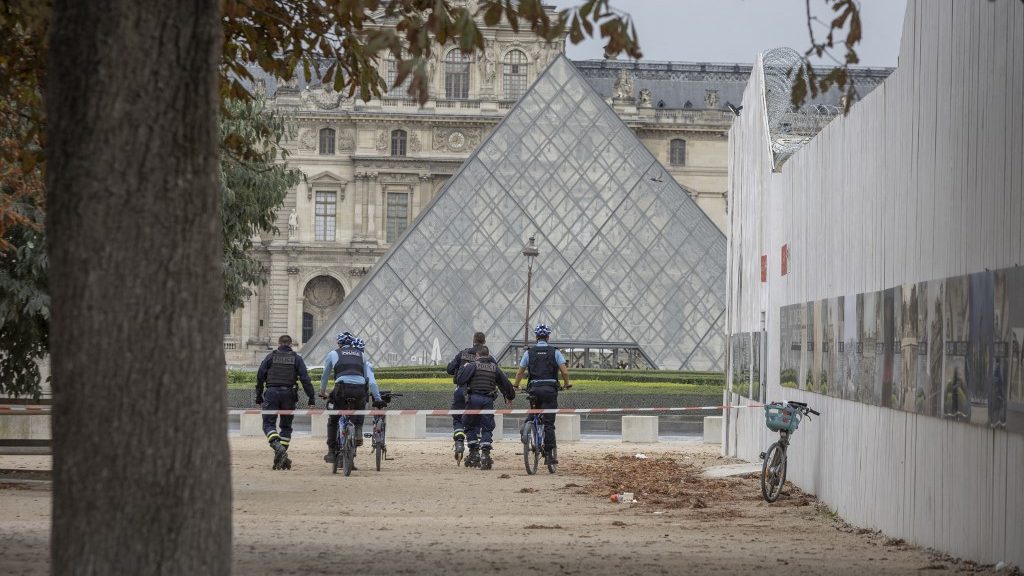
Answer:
725 0 1023 566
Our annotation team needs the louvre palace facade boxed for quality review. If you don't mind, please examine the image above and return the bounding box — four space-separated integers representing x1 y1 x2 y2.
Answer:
223 13 890 366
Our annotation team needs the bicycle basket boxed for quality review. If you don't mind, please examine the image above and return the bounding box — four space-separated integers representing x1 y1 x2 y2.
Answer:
764 403 801 432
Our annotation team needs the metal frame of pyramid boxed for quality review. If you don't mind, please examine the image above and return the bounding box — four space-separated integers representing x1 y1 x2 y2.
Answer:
303 56 727 370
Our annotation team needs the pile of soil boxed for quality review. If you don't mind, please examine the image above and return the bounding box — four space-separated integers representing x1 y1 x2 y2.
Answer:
573 453 811 511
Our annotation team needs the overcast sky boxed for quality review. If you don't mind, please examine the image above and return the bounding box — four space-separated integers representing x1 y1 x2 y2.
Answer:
550 0 907 68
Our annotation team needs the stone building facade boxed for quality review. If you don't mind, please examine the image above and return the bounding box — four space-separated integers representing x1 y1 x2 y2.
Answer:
223 17 891 365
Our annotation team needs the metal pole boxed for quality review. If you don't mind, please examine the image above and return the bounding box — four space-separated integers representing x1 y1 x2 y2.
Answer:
524 260 533 349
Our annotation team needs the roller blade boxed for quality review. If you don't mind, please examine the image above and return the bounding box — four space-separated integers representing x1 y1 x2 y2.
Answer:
464 448 481 468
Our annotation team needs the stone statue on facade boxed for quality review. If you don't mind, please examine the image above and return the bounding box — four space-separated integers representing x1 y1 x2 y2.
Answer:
638 88 652 107
704 88 720 109
612 69 633 101
481 47 497 86
288 208 298 240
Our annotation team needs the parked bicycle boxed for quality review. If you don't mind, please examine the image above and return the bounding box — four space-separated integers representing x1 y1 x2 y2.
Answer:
759 400 819 502
521 388 565 475
365 390 401 472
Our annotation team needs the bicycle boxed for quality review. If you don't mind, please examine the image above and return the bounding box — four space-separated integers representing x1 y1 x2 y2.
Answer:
331 396 361 477
521 387 566 475
759 400 819 502
364 391 401 472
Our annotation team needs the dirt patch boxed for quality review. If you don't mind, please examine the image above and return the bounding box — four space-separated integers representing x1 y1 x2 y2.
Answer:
0 439 1002 575
572 453 771 510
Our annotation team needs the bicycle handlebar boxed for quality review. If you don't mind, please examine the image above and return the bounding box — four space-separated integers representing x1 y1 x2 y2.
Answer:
779 400 820 417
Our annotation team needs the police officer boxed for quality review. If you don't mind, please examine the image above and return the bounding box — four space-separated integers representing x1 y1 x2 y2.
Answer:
320 333 385 464
445 331 487 459
256 334 316 470
455 346 515 470
513 324 571 466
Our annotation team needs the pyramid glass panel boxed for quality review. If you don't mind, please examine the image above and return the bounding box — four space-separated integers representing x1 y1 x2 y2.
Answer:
304 56 727 370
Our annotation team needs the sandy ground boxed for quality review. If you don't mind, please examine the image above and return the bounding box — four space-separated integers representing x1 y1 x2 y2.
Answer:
0 437 1004 576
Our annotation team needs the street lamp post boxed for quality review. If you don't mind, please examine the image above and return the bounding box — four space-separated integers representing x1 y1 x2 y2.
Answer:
521 235 540 353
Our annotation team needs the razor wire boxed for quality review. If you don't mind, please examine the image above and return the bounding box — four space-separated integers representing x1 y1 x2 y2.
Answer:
761 47 842 169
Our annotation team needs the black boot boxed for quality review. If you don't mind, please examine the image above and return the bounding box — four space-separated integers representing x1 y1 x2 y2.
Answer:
271 439 287 470
324 447 337 463
465 445 480 468
480 447 493 470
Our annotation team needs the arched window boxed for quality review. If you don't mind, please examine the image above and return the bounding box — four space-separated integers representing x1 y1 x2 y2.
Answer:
391 129 407 157
670 139 686 166
503 49 529 100
385 58 409 97
444 50 471 100
319 128 335 155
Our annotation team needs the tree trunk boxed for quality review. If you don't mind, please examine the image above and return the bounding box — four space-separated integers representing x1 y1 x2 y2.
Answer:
46 1 230 573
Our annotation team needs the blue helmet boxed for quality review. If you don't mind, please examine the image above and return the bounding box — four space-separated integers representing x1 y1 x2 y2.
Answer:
336 331 354 346
351 337 366 351
533 323 552 338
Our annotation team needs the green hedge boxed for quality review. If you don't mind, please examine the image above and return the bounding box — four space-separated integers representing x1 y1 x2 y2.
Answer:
227 366 724 391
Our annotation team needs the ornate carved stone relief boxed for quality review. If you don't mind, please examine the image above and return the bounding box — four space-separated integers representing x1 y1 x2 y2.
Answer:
337 130 355 151
432 127 481 152
298 128 317 151
303 275 344 313
300 85 348 110
409 131 422 153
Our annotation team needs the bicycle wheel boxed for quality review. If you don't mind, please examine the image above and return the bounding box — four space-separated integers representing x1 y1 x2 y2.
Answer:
760 442 787 502
522 420 539 475
546 446 557 474
343 425 355 477
331 426 342 474
375 443 383 472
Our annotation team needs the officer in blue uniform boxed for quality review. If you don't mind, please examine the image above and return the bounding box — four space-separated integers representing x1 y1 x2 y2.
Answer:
445 331 487 459
513 324 571 465
320 333 385 465
455 346 515 470
256 334 316 470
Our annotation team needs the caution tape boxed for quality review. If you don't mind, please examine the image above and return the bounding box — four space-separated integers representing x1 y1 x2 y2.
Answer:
0 405 50 415
0 404 764 416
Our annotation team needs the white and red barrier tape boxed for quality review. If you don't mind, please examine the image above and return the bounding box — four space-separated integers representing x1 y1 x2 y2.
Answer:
0 405 764 416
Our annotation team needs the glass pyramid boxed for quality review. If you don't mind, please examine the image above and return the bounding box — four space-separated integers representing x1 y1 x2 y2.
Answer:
304 56 727 370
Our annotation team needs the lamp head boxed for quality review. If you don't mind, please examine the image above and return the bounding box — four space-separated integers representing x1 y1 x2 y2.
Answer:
521 235 539 260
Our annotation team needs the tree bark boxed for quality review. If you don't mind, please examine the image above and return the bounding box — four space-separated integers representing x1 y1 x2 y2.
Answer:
46 2 230 573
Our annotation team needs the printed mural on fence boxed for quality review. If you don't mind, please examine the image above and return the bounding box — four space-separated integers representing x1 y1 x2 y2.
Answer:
770 266 1024 434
